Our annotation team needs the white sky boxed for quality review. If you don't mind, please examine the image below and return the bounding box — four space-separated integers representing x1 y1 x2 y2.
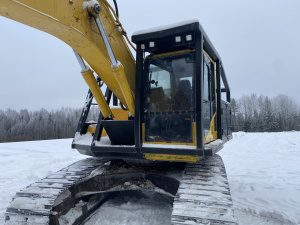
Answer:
0 0 300 111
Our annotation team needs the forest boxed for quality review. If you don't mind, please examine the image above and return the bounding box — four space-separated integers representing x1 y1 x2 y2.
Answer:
0 94 299 143
231 94 300 132
0 107 100 143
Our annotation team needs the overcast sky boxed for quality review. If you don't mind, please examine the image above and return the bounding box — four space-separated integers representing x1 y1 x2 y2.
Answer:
0 0 299 111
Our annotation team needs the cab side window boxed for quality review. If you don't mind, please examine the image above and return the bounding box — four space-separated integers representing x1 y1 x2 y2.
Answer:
210 63 215 101
203 64 210 101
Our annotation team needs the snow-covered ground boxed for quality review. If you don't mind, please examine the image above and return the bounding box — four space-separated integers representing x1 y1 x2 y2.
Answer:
220 132 300 225
0 132 299 224
0 139 87 223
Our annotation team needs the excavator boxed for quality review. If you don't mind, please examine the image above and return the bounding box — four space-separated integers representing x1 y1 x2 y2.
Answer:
1 0 235 224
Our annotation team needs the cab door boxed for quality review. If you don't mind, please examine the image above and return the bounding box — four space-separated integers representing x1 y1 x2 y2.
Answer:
203 54 215 137
143 52 195 144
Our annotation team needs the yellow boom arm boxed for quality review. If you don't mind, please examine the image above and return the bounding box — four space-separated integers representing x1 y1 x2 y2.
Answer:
0 0 136 116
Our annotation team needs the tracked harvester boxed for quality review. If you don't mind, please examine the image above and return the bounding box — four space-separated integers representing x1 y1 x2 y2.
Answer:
1 0 235 224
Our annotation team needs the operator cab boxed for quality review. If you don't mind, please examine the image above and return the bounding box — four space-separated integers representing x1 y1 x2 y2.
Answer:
73 20 232 162
132 20 231 159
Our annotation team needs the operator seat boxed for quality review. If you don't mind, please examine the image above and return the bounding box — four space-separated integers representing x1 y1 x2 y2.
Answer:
149 87 165 112
173 80 192 110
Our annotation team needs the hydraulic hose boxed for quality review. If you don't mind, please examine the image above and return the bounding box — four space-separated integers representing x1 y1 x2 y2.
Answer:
103 0 136 51
113 0 119 18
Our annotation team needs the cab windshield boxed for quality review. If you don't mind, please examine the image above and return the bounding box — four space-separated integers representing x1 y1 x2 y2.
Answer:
144 52 195 143
145 52 195 112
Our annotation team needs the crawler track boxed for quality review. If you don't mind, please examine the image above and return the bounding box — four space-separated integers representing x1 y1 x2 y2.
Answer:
171 155 237 224
5 155 236 225
5 158 108 225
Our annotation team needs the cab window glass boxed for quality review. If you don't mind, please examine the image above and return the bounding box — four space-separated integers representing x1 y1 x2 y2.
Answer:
210 64 215 101
145 53 195 112
149 65 171 99
203 64 209 100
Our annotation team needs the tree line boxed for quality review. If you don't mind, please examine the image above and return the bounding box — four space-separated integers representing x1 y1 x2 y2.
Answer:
231 94 300 132
0 107 100 143
0 94 299 143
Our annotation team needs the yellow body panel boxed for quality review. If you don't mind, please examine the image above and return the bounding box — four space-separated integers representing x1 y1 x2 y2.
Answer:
0 0 136 110
144 153 199 163
204 113 218 143
87 124 97 134
147 49 195 60
88 107 129 136
111 108 129 120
